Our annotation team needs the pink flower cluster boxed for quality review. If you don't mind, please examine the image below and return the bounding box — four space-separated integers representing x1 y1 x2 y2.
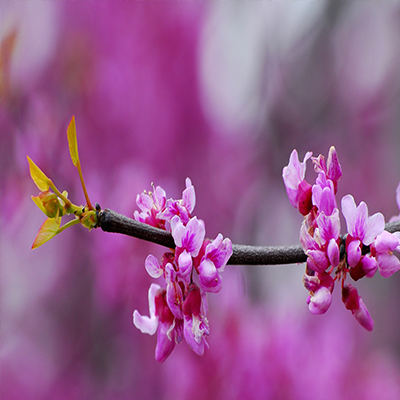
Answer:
283 147 400 330
133 178 232 361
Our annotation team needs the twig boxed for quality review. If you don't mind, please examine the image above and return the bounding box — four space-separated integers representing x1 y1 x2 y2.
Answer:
97 209 400 266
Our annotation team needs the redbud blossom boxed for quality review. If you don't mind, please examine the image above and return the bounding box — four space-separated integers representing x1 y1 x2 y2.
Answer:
133 178 232 361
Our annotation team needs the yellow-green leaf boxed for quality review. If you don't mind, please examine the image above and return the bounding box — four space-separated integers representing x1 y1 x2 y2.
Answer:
27 156 50 191
67 115 80 167
31 195 47 215
32 216 61 249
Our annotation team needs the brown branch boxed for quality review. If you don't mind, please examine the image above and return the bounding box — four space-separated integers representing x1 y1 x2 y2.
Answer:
97 209 400 266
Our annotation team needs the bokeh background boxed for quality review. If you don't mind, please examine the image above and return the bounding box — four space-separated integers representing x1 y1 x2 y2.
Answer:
2 2 400 399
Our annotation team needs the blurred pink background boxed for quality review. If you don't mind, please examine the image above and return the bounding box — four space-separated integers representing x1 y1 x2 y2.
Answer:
2 2 400 399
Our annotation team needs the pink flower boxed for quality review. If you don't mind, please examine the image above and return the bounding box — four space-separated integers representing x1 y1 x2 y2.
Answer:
282 149 313 215
134 185 166 228
161 178 195 225
133 284 184 362
171 216 205 278
304 272 334 315
312 172 337 215
197 233 233 293
312 146 342 193
342 285 374 331
341 194 384 246
371 230 400 278
133 283 160 335
182 284 209 356
171 216 205 258
307 286 332 315
134 178 232 361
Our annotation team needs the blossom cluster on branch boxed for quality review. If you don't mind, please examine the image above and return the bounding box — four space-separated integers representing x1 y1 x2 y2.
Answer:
27 116 400 363
283 146 400 330
132 179 232 361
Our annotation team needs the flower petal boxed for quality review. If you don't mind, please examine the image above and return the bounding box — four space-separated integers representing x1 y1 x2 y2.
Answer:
308 286 332 315
347 239 362 268
353 298 374 331
377 253 400 278
145 254 163 278
364 212 385 246
177 249 192 277
155 322 175 362
341 194 357 235
182 178 195 214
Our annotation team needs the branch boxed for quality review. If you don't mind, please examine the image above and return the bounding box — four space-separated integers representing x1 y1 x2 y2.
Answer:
97 209 400 266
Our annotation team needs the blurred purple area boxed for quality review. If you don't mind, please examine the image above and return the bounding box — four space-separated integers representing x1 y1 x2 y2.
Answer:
2 2 400 399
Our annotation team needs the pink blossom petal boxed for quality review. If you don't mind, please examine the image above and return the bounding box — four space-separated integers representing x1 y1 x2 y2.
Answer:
308 286 332 315
353 201 368 241
204 234 232 272
166 282 184 319
341 194 357 234
153 186 166 210
198 259 222 293
316 209 340 243
353 298 374 331
300 222 318 251
133 283 160 335
327 238 339 268
364 212 385 246
171 215 185 247
183 315 209 356
361 255 378 278
155 322 176 362
145 254 163 278
347 239 362 268
326 146 342 189
136 192 153 213
182 177 195 214
376 253 400 278
307 250 329 273
282 150 312 208
177 249 192 277
183 217 205 257
374 230 399 253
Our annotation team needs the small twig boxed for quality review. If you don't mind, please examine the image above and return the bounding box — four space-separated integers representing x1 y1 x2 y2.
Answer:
97 209 400 266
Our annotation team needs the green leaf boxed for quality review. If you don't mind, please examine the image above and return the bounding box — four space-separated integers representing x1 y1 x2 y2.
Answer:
27 156 50 191
67 115 80 167
31 195 47 215
32 216 61 249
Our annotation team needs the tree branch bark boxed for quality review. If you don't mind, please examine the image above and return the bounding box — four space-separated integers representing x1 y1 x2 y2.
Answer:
97 209 400 266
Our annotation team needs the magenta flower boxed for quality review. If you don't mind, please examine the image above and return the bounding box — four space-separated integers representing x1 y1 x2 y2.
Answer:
282 149 313 215
197 233 233 293
371 230 400 278
312 146 342 193
133 283 160 335
304 272 334 315
134 185 166 228
161 178 195 225
342 285 374 331
341 194 385 246
133 283 184 362
133 178 232 361
312 172 337 216
182 284 209 356
307 286 332 315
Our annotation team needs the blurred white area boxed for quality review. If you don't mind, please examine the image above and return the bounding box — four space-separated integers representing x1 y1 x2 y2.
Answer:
199 1 326 134
1 1 59 91
333 2 400 108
